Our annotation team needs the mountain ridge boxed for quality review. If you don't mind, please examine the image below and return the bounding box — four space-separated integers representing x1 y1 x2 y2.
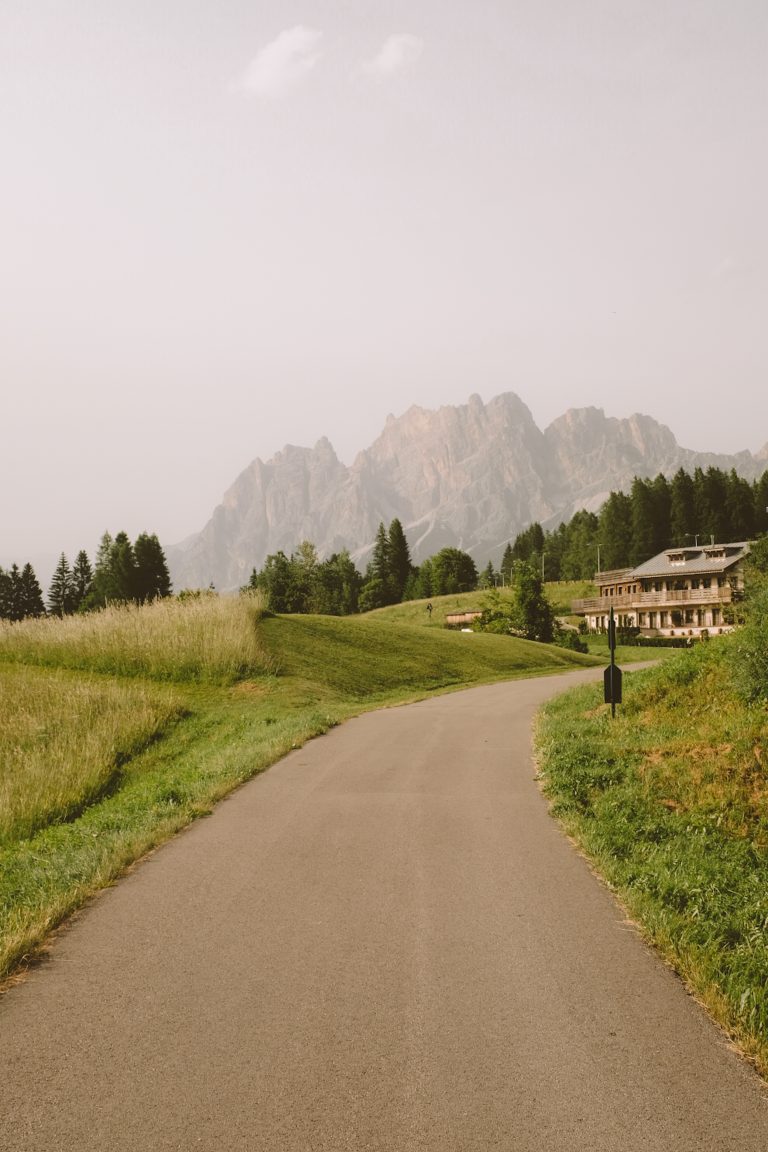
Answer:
167 393 767 591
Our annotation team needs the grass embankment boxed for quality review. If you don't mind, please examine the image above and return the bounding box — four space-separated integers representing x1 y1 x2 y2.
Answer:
0 596 595 982
536 639 768 1074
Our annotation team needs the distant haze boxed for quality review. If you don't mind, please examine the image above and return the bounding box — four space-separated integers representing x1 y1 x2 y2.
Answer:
1 1 766 577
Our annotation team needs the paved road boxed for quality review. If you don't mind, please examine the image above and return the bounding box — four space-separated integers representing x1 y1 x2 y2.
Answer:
2 671 767 1151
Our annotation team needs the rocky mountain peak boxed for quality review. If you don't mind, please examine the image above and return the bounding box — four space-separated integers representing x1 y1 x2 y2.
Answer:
167 393 765 591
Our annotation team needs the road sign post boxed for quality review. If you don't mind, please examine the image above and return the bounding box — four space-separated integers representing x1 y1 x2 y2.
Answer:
604 605 622 717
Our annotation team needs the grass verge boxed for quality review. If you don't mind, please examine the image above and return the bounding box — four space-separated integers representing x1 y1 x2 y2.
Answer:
535 639 768 1074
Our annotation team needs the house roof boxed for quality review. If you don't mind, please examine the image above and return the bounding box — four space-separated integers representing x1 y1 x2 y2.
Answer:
630 542 750 580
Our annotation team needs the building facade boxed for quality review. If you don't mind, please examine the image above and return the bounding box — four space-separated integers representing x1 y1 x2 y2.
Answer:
571 542 750 638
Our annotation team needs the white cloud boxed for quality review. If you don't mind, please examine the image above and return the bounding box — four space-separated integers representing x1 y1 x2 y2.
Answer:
234 26 323 99
358 34 423 81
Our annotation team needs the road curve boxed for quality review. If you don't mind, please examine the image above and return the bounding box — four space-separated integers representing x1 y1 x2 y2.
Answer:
1 670 767 1151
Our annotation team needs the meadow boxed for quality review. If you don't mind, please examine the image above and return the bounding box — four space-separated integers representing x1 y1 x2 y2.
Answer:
0 594 595 982
536 637 768 1075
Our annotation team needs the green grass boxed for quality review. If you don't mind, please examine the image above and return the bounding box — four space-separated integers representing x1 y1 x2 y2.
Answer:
0 597 596 983
535 638 768 1074
0 665 184 848
0 594 273 684
582 633 678 664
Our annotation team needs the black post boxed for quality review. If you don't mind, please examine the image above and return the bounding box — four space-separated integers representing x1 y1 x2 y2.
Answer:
609 606 616 718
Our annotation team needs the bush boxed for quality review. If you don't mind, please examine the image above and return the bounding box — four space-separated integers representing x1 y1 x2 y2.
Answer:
729 582 768 704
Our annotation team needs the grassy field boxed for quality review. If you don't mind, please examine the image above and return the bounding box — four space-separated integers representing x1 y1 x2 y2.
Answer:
0 596 596 982
367 581 597 628
535 637 768 1074
0 594 272 683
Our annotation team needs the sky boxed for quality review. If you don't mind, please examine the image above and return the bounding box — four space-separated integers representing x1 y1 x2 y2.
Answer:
2 0 767 577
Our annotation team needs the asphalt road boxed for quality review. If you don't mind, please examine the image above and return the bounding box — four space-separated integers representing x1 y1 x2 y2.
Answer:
2 670 767 1151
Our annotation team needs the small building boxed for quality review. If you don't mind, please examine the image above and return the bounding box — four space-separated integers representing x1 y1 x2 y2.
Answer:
571 542 750 638
445 611 483 628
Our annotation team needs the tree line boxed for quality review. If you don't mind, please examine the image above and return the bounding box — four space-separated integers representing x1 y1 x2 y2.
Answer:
246 518 482 614
504 465 768 582
0 531 172 623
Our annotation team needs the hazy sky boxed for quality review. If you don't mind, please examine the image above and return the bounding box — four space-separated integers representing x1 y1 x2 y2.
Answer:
2 0 767 572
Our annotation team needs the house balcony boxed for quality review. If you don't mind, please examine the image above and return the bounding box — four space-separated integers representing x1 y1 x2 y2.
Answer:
571 587 734 613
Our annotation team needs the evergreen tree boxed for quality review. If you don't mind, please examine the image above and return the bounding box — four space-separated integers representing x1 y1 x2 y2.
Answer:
512 561 554 642
561 510 600 579
694 467 729 544
48 553 76 616
387 519 412 602
597 492 632 570
360 522 397 608
71 550 93 611
725 470 755 541
19 563 46 619
479 560 496 589
500 543 514 585
371 522 390 584
410 559 433 600
512 523 544 564
134 533 172 603
83 531 115 609
670 468 696 546
630 477 656 565
5 564 24 621
650 473 671 552
252 551 293 612
315 551 362 615
110 532 138 602
0 566 12 620
358 577 389 612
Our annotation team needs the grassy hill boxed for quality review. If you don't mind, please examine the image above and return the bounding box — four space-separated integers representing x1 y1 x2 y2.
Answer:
0 595 596 983
366 580 596 628
536 635 768 1076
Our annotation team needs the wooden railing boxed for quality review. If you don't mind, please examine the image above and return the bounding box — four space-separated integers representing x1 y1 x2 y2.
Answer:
571 587 734 612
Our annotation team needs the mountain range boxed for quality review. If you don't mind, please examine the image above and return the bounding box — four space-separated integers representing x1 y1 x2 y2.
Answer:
167 393 768 592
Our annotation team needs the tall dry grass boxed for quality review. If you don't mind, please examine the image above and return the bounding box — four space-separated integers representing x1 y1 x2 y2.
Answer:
0 592 272 684
0 665 184 847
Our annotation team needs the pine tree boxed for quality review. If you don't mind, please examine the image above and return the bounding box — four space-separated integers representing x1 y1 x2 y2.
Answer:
19 563 46 619
479 560 496 589
598 493 632 570
630 477 656 565
500 543 514 584
670 468 696 546
5 564 23 621
371 522 390 586
360 522 396 609
71 550 93 611
725 470 755 541
48 553 76 616
134 533 172 603
0 567 12 620
110 532 138 602
650 473 671 553
387 519 412 602
83 531 115 609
